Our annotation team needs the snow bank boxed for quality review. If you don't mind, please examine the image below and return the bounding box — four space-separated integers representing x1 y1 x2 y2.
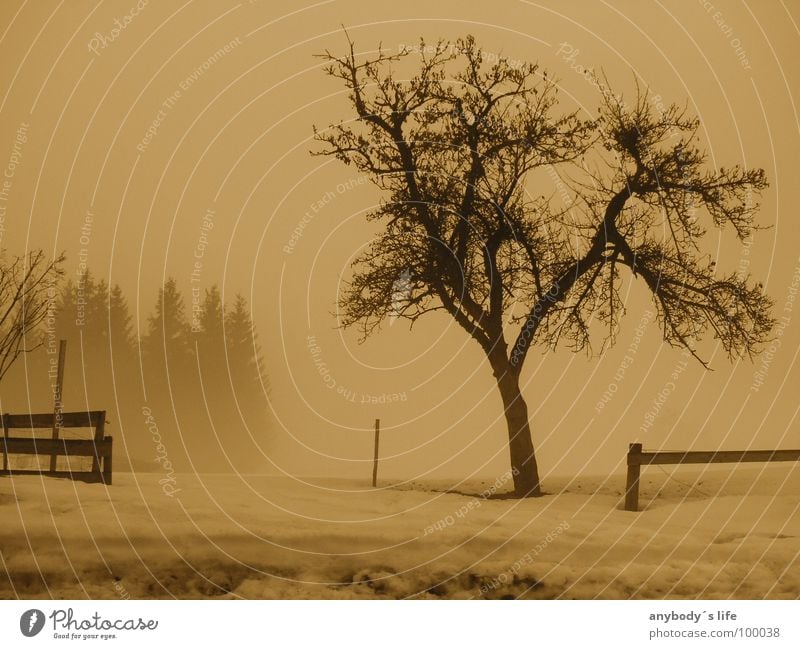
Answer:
0 465 797 599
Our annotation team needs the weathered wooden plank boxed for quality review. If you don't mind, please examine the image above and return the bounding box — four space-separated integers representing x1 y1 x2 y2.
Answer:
1 437 112 457
2 411 105 429
638 449 800 465
0 469 104 483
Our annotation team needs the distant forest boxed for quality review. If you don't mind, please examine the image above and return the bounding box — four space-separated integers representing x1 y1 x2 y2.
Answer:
0 272 272 474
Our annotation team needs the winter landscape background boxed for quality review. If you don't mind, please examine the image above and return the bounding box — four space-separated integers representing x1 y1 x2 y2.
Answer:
0 0 798 599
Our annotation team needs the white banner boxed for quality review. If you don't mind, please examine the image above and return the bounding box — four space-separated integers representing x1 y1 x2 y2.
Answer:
0 600 798 648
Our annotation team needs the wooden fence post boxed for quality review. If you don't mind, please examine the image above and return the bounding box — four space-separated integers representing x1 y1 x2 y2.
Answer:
91 413 105 478
49 339 67 472
2 414 8 472
102 436 113 485
625 442 642 512
372 418 380 487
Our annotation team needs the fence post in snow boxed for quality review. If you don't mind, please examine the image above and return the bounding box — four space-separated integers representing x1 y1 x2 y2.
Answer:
625 443 642 512
2 414 8 471
372 419 380 487
49 339 67 472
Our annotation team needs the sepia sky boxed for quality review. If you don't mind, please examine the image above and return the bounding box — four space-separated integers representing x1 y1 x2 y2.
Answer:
1 0 798 482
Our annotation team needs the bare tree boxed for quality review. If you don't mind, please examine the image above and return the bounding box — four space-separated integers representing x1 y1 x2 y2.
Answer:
0 250 65 382
314 35 774 497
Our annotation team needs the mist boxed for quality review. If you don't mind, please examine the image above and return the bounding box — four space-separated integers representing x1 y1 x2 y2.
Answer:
1 0 798 485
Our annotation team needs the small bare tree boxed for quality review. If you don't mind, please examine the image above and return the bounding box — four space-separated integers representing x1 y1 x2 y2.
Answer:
0 250 65 382
314 35 774 497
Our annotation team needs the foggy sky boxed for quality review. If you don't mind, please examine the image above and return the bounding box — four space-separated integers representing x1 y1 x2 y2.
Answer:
1 0 798 483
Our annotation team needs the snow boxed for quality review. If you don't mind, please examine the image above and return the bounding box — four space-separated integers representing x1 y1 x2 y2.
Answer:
0 465 798 599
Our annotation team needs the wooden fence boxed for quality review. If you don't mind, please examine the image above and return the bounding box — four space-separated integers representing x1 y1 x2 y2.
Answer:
624 442 800 511
0 411 112 484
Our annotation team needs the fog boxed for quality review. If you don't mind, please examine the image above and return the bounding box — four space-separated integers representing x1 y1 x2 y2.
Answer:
1 0 798 484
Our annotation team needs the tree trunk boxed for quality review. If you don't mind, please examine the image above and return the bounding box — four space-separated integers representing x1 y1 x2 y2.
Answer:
495 368 542 497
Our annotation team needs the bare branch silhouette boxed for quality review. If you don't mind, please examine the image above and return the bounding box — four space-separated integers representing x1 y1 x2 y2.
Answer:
314 35 773 497
0 249 65 382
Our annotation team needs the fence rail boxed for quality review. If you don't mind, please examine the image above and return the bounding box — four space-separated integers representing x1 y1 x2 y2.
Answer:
2 411 106 429
624 442 800 511
1 411 112 484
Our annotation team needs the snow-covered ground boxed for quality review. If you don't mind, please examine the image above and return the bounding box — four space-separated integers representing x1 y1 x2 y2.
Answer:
0 465 798 599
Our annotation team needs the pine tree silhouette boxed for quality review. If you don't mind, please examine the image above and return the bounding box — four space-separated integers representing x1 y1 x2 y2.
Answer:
143 278 192 376
197 286 225 369
108 284 135 357
225 294 269 397
223 294 271 471
2 270 270 474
